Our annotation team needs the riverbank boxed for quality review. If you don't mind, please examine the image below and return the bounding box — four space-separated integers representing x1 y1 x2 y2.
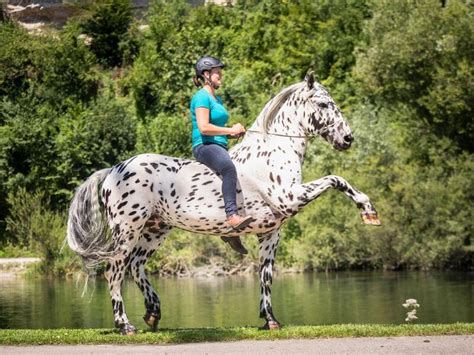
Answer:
0 258 41 278
0 324 472 345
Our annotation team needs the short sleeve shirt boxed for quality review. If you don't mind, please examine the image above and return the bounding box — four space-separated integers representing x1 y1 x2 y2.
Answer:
190 89 229 148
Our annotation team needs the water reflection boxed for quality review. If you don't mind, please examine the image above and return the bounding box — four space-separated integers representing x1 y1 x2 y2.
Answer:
0 272 472 329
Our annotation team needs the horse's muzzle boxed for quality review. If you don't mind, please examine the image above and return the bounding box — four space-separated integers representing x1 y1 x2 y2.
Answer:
337 134 354 150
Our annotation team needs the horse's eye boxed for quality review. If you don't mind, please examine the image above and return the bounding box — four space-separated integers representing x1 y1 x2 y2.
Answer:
318 102 328 109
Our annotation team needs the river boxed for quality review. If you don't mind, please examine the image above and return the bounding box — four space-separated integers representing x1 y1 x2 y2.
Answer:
0 271 472 329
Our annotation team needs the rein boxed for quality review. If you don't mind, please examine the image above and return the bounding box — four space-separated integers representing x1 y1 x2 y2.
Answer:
245 129 307 139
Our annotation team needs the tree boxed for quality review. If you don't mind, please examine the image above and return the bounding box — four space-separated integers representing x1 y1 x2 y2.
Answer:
353 0 474 152
81 0 132 67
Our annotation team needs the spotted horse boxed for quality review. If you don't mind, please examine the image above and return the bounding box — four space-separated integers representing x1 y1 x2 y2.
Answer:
67 72 381 335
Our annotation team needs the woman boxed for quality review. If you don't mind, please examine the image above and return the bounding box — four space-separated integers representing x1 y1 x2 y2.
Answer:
190 56 252 230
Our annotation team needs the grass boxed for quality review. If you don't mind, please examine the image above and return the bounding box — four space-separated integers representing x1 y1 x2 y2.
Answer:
0 323 473 345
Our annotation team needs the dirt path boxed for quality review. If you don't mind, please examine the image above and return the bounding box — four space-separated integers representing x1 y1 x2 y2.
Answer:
1 335 473 354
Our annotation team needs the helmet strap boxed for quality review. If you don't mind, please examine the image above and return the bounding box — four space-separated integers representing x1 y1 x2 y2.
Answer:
204 72 220 90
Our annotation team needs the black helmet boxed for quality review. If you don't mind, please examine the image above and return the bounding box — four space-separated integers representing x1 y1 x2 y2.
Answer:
195 56 225 78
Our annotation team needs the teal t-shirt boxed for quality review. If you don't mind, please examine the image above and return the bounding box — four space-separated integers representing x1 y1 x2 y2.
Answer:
190 89 229 148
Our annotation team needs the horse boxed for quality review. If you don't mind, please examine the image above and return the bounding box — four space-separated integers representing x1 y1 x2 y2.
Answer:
67 72 381 335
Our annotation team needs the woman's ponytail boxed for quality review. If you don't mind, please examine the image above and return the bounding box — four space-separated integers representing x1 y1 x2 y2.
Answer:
193 76 203 88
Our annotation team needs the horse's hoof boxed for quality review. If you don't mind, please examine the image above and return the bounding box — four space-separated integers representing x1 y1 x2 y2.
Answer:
361 212 382 226
259 320 281 330
143 311 160 331
120 323 137 336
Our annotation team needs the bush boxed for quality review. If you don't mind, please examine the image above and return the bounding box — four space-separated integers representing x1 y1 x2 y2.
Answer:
135 113 191 158
55 93 137 203
80 0 133 67
5 188 79 275
353 0 474 151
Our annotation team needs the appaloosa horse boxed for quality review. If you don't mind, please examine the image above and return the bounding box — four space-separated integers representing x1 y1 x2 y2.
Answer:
67 73 381 335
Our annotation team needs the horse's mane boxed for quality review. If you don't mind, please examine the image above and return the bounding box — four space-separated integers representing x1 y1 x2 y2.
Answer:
261 82 305 133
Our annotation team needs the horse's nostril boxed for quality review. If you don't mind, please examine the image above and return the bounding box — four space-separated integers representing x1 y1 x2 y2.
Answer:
344 134 353 143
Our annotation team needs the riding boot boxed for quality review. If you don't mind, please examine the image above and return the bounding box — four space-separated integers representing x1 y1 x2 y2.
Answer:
221 236 248 255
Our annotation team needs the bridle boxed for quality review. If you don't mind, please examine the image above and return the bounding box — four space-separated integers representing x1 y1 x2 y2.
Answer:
243 94 338 140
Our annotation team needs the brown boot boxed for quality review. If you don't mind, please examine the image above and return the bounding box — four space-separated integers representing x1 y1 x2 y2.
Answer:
226 214 253 230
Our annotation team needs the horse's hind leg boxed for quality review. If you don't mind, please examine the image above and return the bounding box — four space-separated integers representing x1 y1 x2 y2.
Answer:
257 229 281 330
104 215 149 335
129 216 171 331
105 253 137 335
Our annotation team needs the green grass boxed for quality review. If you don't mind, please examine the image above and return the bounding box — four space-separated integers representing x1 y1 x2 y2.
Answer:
1 324 473 345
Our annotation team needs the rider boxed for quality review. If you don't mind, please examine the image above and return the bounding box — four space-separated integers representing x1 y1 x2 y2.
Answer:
190 55 253 230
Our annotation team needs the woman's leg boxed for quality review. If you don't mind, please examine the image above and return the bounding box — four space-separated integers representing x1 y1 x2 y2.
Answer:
193 144 238 217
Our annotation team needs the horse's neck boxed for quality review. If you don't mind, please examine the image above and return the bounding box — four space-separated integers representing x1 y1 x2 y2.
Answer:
246 101 308 162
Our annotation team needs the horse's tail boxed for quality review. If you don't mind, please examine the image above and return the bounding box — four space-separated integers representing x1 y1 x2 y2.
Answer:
67 168 114 270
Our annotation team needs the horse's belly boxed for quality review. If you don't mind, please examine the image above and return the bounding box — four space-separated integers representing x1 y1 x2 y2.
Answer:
161 190 284 237
101 153 284 236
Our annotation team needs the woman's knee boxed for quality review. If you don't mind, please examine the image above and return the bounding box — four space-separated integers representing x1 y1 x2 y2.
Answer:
220 159 237 177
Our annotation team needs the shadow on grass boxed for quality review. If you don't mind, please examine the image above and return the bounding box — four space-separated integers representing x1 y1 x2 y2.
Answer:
1 324 473 345
95 325 266 343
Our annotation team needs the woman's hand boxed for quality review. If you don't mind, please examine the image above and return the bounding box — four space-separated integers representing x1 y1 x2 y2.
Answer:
229 123 246 136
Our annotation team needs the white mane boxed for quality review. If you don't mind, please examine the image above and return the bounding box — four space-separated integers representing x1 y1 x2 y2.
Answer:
260 82 305 133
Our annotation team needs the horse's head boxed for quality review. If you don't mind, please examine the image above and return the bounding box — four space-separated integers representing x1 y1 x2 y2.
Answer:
301 72 353 150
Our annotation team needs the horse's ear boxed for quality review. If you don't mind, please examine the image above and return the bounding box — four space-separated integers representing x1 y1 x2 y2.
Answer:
305 70 315 90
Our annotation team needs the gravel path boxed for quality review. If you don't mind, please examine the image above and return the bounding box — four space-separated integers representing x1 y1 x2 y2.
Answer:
1 335 473 354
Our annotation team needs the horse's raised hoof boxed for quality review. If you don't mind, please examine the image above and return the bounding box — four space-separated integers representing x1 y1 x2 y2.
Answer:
120 323 137 336
259 320 281 330
143 311 160 331
361 212 382 226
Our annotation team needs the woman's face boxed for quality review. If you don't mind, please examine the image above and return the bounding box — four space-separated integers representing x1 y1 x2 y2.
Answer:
204 67 222 88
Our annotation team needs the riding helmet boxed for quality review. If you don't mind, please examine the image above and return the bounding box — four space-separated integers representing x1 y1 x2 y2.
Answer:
195 56 225 78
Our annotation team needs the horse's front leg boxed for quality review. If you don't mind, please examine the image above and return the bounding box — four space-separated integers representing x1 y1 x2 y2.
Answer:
284 175 381 225
257 229 281 330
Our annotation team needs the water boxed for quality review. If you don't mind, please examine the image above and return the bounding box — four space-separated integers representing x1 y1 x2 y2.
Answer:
0 272 472 329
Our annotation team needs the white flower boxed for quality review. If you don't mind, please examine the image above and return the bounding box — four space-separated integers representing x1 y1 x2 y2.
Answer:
403 298 420 309
78 34 93 46
405 309 418 322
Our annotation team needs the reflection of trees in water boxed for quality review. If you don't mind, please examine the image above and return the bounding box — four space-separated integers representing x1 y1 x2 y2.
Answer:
0 272 472 328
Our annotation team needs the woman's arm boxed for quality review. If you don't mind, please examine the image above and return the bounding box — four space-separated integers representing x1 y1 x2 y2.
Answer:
196 107 244 136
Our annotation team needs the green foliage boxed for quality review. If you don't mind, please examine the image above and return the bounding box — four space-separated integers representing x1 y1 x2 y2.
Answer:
0 1 472 273
0 91 136 211
291 103 473 271
54 93 137 203
135 113 191 158
0 21 98 106
146 229 257 276
5 188 79 275
80 0 133 67
0 22 42 100
122 0 368 118
0 243 36 258
353 0 474 151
